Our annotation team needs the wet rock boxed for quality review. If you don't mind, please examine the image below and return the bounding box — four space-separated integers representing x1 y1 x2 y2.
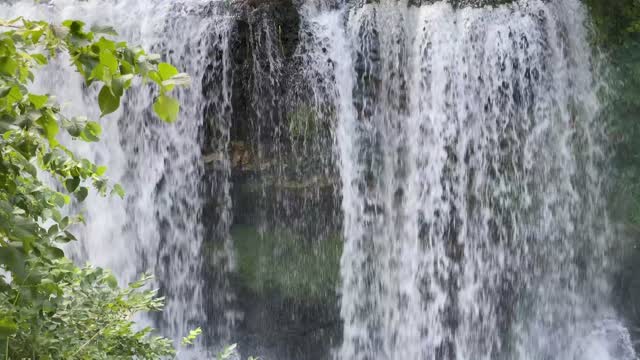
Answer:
222 0 301 144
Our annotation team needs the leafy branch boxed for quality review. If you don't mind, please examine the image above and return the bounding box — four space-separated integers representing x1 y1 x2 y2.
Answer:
0 16 190 359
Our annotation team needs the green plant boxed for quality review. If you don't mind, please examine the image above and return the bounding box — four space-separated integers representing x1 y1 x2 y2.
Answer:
0 16 189 358
584 0 640 227
585 0 640 46
216 343 259 360
181 327 203 346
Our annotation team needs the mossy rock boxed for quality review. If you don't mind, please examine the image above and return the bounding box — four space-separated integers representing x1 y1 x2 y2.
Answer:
231 226 342 303
288 104 318 139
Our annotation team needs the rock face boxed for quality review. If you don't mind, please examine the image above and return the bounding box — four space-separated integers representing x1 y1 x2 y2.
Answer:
227 0 300 144
199 0 520 358
200 0 342 358
203 0 519 169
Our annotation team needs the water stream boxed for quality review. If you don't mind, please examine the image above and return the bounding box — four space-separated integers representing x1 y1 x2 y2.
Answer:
300 0 635 359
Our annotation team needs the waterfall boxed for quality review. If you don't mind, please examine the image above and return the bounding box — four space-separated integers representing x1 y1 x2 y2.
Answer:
299 0 636 359
2 0 638 358
0 0 236 356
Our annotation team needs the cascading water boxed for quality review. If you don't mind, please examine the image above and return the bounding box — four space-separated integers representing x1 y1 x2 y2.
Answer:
0 0 236 356
299 0 637 359
2 0 638 358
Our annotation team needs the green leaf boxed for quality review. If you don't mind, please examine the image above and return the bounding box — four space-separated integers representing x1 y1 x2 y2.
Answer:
0 56 18 75
47 246 65 259
81 121 102 142
0 247 27 279
111 76 125 97
29 93 49 109
75 187 89 202
153 95 180 123
36 114 60 145
105 274 118 289
32 53 48 65
158 62 178 81
64 177 80 192
10 217 39 247
0 318 17 337
148 70 162 85
129 281 143 289
62 117 86 137
30 28 44 43
96 165 107 176
98 85 120 116
96 36 117 51
60 216 70 230
5 86 22 103
51 193 66 208
91 25 118 36
55 231 77 244
99 49 119 74
93 178 108 196
79 53 100 80
182 327 202 346
62 19 85 35
47 224 59 236
0 86 11 98
111 184 125 199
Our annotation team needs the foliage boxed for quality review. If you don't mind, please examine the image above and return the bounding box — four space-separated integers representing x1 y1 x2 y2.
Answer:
585 0 640 46
181 327 202 346
217 343 237 360
2 260 174 359
0 16 189 358
216 343 259 360
584 0 640 225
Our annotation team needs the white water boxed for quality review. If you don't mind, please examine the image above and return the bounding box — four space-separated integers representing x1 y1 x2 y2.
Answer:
2 0 638 358
0 0 235 355
299 0 637 359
